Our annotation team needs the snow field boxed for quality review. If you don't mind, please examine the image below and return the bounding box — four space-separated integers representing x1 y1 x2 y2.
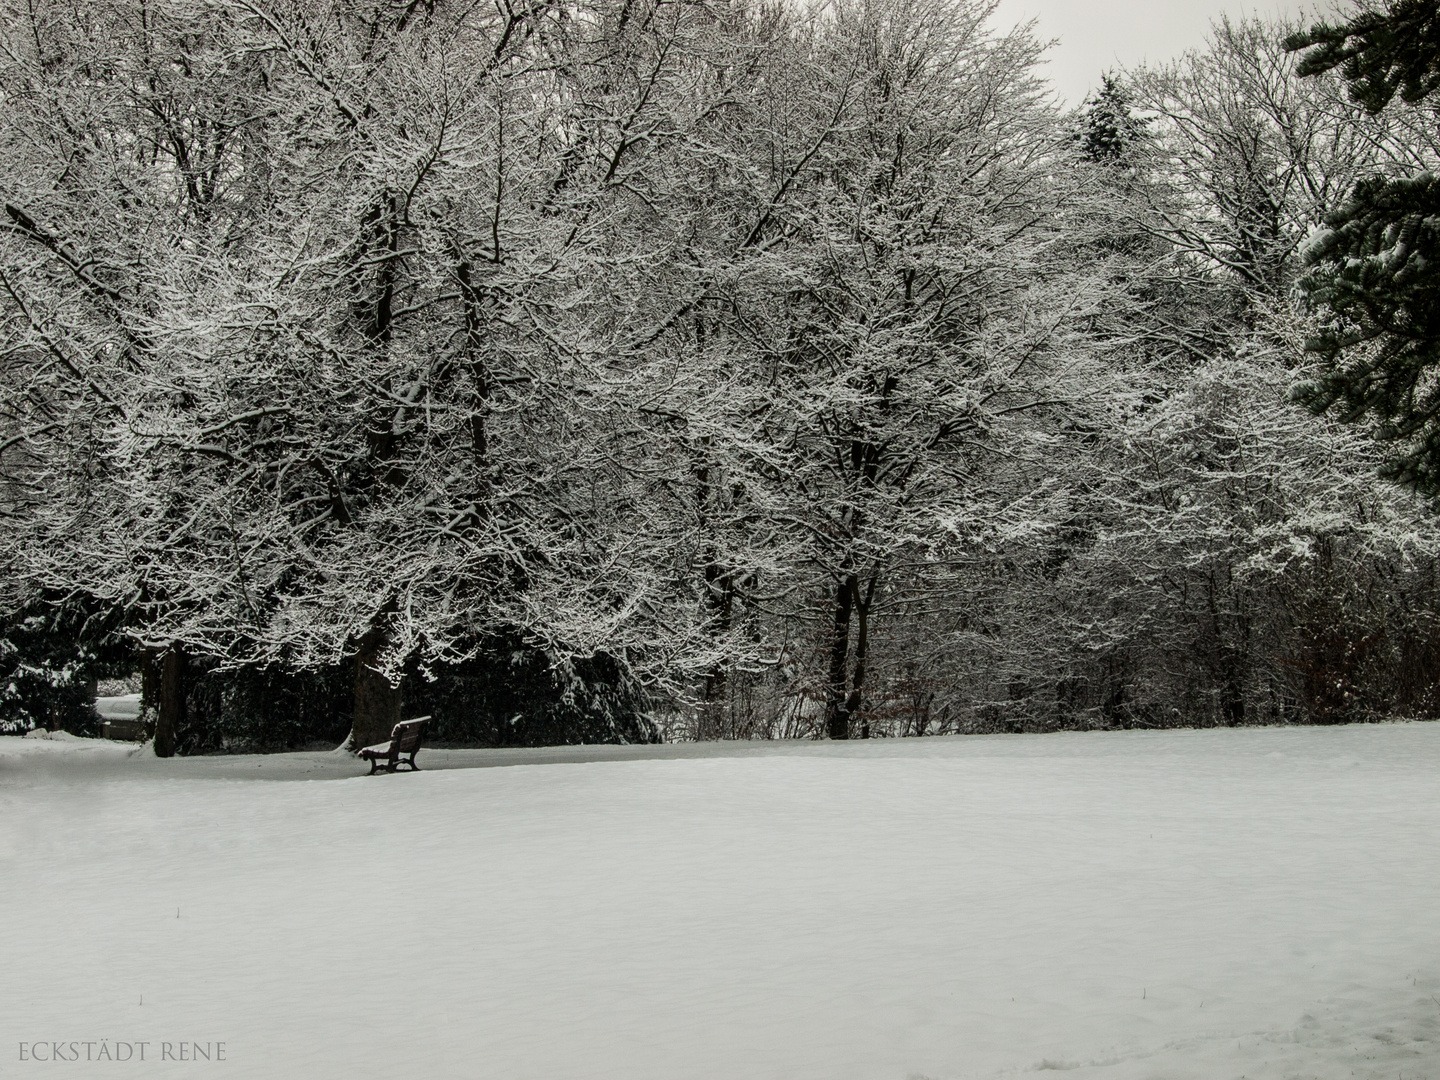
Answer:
2 723 1439 1079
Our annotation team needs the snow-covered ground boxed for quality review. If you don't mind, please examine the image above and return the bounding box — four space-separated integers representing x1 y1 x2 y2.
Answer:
3 723 1439 1079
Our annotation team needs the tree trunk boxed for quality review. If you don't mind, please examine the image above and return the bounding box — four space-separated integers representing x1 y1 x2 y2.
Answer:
845 576 876 738
351 629 402 751
154 646 185 758
698 555 733 740
822 574 856 739
699 666 729 740
140 646 161 738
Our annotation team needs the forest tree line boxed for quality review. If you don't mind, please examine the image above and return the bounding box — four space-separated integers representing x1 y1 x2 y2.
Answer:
3 0 1440 751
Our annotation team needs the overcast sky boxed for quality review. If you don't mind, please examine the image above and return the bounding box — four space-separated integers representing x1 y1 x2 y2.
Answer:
988 0 1329 106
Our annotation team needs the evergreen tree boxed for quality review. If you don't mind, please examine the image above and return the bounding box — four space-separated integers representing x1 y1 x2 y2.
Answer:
1287 0 1440 113
1287 1 1440 492
1077 73 1147 165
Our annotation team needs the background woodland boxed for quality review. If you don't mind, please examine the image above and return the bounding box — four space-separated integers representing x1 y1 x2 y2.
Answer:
4 0 1439 750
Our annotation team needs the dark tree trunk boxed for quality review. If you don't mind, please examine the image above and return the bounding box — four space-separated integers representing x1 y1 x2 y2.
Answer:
698 556 733 739
823 574 856 739
846 576 876 738
1221 657 1246 726
360 193 409 488
140 646 161 737
154 646 185 758
700 665 728 739
692 416 735 740
456 259 492 474
351 629 402 751
1205 571 1250 727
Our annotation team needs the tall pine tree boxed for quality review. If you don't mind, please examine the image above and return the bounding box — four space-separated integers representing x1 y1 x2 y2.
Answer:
1077 73 1147 165
1287 1 1440 492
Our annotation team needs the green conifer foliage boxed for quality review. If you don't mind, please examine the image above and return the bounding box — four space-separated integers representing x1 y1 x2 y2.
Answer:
1294 174 1440 489
1078 73 1147 165
1286 0 1440 114
1287 1 1440 492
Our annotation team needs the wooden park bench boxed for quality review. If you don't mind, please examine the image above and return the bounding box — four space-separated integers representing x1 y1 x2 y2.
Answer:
359 716 430 774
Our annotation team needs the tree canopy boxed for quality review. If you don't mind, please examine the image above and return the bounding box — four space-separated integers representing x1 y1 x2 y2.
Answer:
3 2 1439 744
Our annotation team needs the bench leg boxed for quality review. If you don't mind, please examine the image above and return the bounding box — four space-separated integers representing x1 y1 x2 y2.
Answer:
363 753 418 773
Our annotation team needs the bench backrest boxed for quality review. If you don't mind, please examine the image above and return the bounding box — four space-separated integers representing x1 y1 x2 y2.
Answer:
390 716 429 753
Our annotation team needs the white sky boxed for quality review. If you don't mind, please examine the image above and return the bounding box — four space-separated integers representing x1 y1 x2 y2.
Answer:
988 0 1331 106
